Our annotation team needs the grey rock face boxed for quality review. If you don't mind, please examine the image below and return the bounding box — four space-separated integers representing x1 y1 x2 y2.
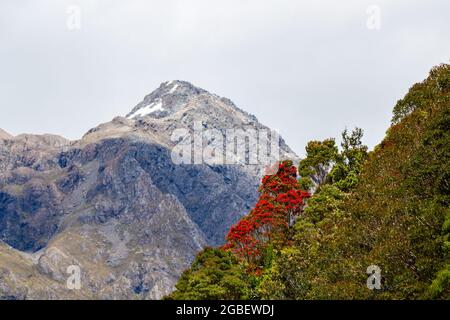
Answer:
0 81 298 299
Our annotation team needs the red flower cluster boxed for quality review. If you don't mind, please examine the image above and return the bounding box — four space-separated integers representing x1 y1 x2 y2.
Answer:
259 162 298 195
224 161 310 263
276 189 310 212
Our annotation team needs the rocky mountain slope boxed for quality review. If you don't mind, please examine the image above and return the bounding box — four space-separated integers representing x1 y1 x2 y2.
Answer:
0 81 297 299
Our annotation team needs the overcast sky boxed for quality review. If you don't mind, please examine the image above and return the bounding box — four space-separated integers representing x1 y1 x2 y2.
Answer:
0 0 449 155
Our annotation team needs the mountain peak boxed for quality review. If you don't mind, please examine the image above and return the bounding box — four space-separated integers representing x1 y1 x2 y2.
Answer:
162 80 206 94
126 80 208 119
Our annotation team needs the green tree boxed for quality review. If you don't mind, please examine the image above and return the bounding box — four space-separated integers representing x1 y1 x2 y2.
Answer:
298 139 338 191
166 247 254 300
392 63 449 124
329 127 368 192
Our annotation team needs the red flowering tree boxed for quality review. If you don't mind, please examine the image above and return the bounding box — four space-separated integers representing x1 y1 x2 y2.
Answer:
224 160 310 264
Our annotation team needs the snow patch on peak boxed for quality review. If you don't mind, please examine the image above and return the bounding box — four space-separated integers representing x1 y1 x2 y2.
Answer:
163 80 181 94
169 84 179 94
127 99 164 118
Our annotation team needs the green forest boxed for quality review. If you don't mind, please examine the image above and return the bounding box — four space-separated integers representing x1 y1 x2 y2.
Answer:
167 63 449 300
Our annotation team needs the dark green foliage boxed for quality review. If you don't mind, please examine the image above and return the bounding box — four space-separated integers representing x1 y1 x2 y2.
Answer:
428 208 450 298
166 247 255 300
302 184 345 223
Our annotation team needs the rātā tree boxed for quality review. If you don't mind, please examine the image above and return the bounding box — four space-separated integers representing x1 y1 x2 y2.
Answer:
223 160 310 266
